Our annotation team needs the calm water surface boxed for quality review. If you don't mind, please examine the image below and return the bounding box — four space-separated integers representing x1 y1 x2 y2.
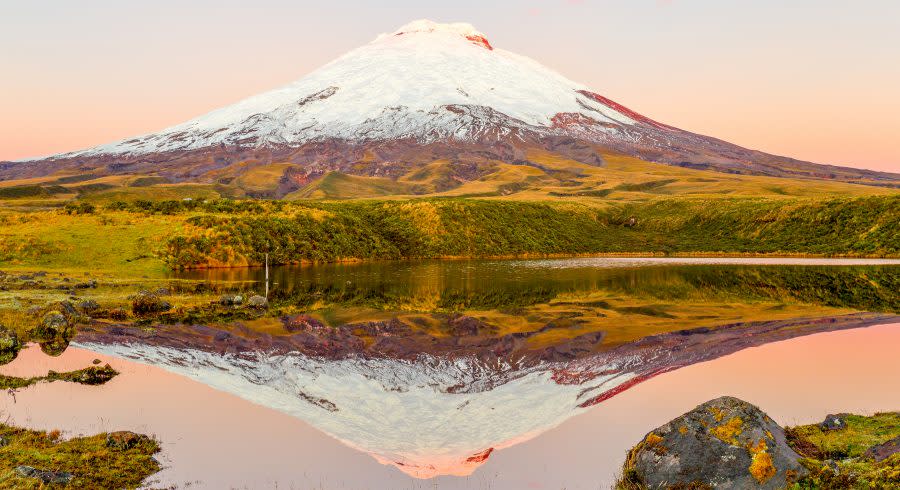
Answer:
2 258 898 489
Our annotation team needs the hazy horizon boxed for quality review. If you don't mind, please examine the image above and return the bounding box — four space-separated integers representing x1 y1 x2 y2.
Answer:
2 0 899 173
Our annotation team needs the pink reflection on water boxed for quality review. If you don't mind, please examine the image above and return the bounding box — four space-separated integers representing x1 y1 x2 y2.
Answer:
1 323 898 489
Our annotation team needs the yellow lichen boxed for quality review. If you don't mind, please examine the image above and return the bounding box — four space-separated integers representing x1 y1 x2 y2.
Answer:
748 438 768 455
747 438 776 484
644 433 668 455
645 433 664 445
749 451 776 484
625 432 668 468
679 425 689 435
765 430 774 441
710 417 744 445
708 406 726 422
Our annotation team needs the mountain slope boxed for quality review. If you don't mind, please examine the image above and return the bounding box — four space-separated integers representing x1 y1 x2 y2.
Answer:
1 19 897 191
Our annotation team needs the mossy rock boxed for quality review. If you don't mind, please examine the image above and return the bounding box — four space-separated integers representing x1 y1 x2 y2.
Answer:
27 311 76 357
39 311 67 331
131 291 172 315
0 325 21 365
106 431 151 450
621 396 807 489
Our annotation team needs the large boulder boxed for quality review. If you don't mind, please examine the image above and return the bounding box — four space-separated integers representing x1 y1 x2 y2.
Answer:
621 396 807 489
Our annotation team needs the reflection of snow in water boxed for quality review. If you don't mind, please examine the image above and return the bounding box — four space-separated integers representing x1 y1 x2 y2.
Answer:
75 341 631 478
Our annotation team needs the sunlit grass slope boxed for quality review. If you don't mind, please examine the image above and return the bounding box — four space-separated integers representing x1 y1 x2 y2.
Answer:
0 149 894 204
2 194 892 277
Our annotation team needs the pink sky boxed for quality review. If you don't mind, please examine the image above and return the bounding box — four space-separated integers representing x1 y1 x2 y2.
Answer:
1 1 898 172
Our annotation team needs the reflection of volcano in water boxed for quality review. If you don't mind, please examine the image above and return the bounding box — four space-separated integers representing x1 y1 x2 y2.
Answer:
74 313 893 478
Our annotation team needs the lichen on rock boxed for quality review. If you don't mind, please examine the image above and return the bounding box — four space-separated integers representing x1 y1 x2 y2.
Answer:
620 396 806 489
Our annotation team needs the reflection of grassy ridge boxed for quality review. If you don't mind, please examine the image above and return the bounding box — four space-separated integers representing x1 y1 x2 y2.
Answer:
436 287 557 311
265 265 896 314
269 283 558 312
600 266 900 313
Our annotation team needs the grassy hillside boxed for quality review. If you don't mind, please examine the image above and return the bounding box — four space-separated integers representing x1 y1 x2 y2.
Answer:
286 171 419 199
3 195 892 275
160 196 900 268
1 150 895 206
1 144 897 275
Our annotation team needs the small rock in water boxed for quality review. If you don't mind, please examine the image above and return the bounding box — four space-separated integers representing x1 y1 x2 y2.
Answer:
819 413 848 431
864 435 900 462
621 396 806 489
92 358 102 365
15 465 74 484
247 295 268 309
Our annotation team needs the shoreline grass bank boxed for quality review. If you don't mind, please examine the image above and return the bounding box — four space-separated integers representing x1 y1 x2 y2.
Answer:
0 195 897 274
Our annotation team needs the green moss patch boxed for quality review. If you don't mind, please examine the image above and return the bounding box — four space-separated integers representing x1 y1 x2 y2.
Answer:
0 425 160 489
787 412 900 489
789 412 899 459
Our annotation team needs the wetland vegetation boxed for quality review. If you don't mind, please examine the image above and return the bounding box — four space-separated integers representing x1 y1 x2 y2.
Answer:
0 425 160 489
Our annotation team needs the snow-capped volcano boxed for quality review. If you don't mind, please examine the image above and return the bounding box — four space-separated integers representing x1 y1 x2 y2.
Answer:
3 20 896 186
77 19 645 155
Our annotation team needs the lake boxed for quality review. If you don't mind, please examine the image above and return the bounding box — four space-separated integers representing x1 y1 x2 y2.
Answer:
2 257 898 489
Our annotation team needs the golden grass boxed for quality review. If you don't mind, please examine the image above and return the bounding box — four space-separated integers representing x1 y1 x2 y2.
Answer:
286 171 417 199
0 211 184 277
